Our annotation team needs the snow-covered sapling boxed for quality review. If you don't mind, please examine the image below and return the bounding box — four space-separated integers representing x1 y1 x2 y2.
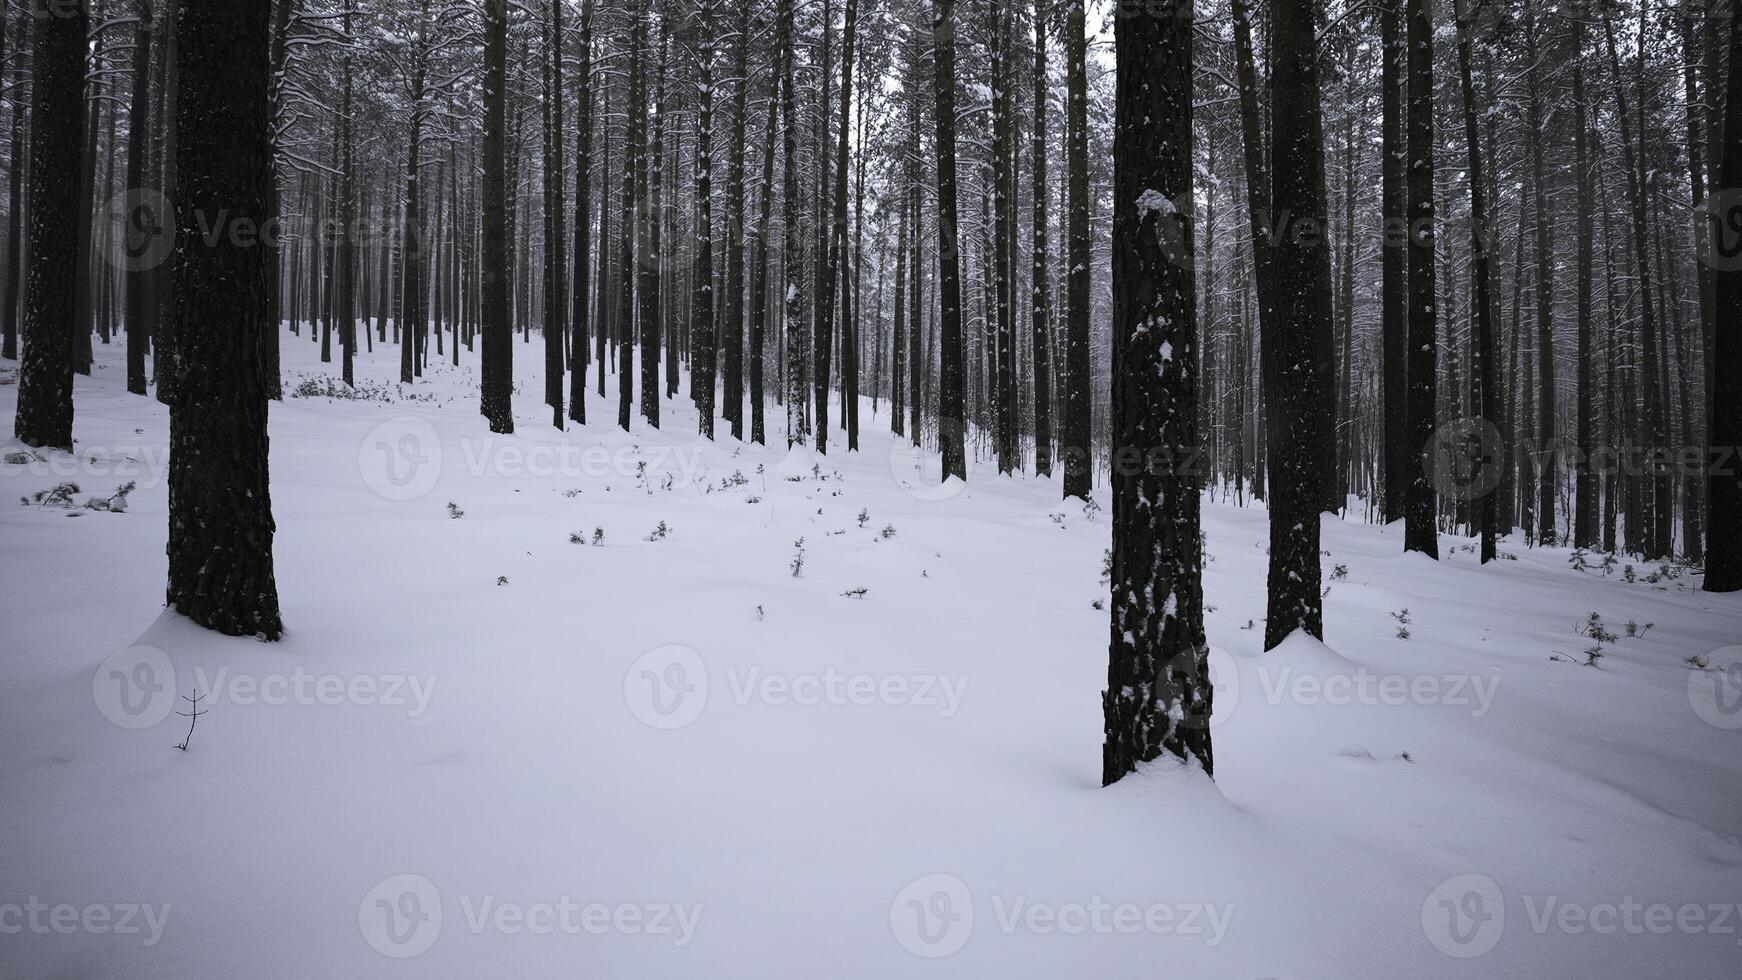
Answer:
645 521 671 542
790 538 806 577
447 501 465 519
857 508 870 528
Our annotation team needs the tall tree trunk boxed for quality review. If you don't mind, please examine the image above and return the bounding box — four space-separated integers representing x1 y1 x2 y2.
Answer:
1707 12 1742 592
1572 21 1599 551
1031 0 1052 478
931 0 967 481
166 0 283 639
542 0 566 427
721 0 749 439
480 0 513 433
1454 0 1499 563
15 0 87 450
1060 0 1091 498
817 0 858 455
693 0 717 438
124 0 157 395
1402 0 1440 558
1103 0 1210 784
1264 0 1334 648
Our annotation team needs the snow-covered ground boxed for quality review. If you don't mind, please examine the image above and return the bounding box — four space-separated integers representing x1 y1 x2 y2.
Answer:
3 329 1740 979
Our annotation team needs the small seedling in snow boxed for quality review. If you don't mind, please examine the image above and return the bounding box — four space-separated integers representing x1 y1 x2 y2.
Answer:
1569 549 1590 573
30 482 81 508
447 502 465 519
756 605 765 621
1625 620 1653 639
1100 548 1113 585
592 528 605 546
1580 612 1617 645
496 575 509 586
1622 564 1636 583
790 538 806 577
1091 598 1104 610
1687 655 1711 670
1331 563 1348 581
174 689 206 751
880 524 897 540
645 521 671 542
1390 609 1411 640
841 587 869 599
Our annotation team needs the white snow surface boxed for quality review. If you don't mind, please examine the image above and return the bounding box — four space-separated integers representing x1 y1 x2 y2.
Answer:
2 331 1740 978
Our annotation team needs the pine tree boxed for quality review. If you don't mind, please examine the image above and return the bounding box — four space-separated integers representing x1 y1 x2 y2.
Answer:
931 0 967 481
1103 0 1210 784
1707 10 1742 593
1262 0 1334 648
1059 0 1091 499
480 0 513 434
1402 0 1439 559
165 0 283 639
14 0 87 450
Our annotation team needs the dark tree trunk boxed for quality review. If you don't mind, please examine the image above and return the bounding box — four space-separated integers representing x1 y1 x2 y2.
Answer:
1402 0 1440 558
124 0 157 395
569 0 595 425
480 0 513 433
818 0 858 455
692 1 717 438
779 0 806 446
638 22 664 429
15 0 87 451
1263 0 1334 648
1030 0 1052 478
166 0 283 639
1707 12 1742 592
1454 0 1498 563
542 0 566 428
721 0 750 439
2 3 25 363
1572 21 1599 552
1060 0 1091 498
1379 0 1407 525
931 0 966 481
749 10 780 446
1103 0 1210 785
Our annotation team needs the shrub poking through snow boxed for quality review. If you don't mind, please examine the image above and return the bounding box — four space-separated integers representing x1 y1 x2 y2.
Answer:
447 502 465 519
790 538 806 578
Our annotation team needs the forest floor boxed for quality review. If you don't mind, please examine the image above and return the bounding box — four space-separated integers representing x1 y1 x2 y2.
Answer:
3 328 1741 979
